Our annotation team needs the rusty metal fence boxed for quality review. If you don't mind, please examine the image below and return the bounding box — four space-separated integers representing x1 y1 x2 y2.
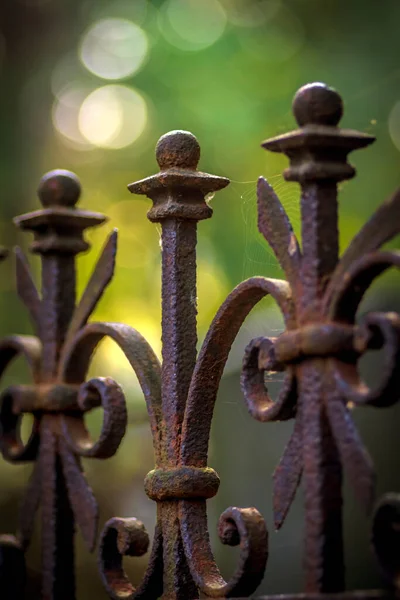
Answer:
0 82 399 599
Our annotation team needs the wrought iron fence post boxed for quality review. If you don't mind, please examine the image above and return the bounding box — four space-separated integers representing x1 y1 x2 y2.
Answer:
128 130 229 598
0 170 138 600
14 171 106 599
260 83 375 592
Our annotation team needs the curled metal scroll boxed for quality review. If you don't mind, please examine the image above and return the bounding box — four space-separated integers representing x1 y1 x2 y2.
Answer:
241 336 297 422
62 377 127 459
327 251 400 408
60 321 165 595
177 276 294 595
0 336 41 462
181 276 295 467
99 519 163 600
179 503 268 598
60 321 163 462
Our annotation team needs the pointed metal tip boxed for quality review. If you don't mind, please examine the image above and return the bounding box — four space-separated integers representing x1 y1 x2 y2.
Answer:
274 514 284 531
257 176 272 191
109 228 118 241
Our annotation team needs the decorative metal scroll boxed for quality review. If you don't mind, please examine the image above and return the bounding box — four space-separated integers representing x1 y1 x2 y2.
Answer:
0 82 399 600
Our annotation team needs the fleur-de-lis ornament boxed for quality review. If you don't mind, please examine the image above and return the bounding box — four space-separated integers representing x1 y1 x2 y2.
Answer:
0 171 162 599
95 88 400 599
239 82 400 592
97 131 269 600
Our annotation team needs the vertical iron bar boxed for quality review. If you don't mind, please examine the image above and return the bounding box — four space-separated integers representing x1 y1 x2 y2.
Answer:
160 218 199 598
40 254 76 600
299 181 343 591
128 130 229 599
262 82 375 592
41 256 76 379
40 420 75 600
12 170 106 599
299 183 339 317
161 219 198 464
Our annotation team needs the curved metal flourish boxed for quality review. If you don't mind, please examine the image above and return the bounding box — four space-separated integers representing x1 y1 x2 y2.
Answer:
325 250 400 322
60 320 165 593
234 169 400 537
325 250 400 407
325 189 400 301
174 276 293 596
99 519 163 600
179 503 268 598
60 321 162 460
331 312 400 408
241 336 297 423
62 377 127 459
181 276 295 467
0 335 41 462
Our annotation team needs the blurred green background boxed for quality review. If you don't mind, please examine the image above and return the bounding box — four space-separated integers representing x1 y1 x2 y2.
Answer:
0 0 400 597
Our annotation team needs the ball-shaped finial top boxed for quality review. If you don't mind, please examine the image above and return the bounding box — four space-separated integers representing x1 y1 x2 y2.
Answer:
292 82 344 127
37 169 81 208
156 130 200 171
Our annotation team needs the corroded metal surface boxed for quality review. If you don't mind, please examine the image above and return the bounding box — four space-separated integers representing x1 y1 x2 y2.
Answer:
0 87 398 600
0 171 161 599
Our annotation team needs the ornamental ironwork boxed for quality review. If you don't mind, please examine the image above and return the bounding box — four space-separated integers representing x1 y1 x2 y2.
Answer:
0 82 399 600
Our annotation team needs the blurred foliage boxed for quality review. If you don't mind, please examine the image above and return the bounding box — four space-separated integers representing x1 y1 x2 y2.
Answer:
0 0 400 597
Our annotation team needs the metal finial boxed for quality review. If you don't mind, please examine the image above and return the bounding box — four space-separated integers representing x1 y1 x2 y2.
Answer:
15 170 105 255
155 130 200 171
292 82 344 127
128 129 229 222
37 170 81 208
262 81 375 183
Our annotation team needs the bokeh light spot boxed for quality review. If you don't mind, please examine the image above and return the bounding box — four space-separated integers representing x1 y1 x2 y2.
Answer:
80 18 148 80
52 84 94 150
389 102 400 151
78 85 147 149
160 0 227 51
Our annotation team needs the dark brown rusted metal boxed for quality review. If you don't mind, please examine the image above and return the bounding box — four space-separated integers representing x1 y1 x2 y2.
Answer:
240 82 400 594
0 85 399 600
0 170 162 599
